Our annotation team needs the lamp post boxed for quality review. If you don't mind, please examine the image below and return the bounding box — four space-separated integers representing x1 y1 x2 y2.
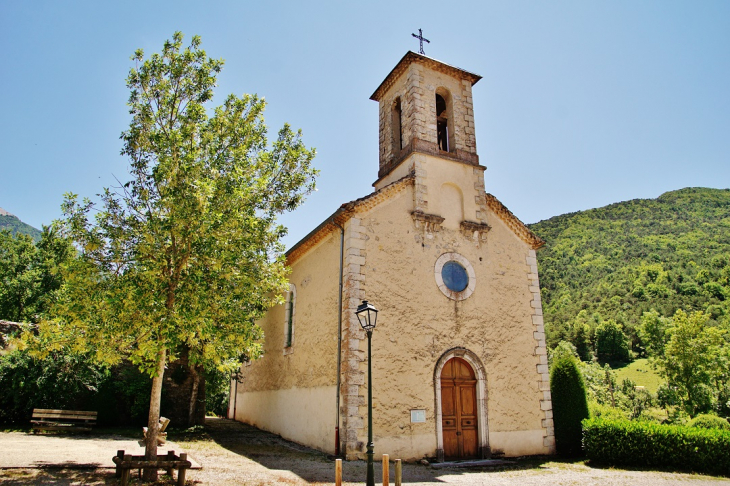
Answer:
355 300 378 486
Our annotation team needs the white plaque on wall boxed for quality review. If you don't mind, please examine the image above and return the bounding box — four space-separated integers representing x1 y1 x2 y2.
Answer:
410 409 426 423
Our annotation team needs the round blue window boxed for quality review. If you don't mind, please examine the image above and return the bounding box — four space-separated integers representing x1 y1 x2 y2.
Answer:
442 261 469 293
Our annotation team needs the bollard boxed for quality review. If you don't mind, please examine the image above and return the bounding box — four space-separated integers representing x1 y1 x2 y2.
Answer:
178 453 188 486
395 459 402 486
335 458 342 486
382 454 389 486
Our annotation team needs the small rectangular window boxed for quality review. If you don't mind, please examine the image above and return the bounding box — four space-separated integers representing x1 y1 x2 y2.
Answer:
284 285 295 352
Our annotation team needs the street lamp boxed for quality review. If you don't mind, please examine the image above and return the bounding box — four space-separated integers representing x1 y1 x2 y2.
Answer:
355 300 378 486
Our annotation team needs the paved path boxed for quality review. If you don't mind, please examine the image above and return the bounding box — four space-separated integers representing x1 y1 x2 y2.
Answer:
0 432 199 469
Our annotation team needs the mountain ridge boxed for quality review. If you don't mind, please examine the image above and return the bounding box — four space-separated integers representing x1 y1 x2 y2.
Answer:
528 187 730 351
0 208 42 242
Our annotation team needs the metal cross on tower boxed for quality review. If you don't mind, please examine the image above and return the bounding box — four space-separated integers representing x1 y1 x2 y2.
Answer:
411 28 430 55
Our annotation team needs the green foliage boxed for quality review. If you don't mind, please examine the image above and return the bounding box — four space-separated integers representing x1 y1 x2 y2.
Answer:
25 33 317 470
595 319 631 363
31 32 317 377
654 310 729 416
548 340 578 367
0 348 109 424
550 356 590 456
580 360 661 421
579 362 616 406
687 414 730 430
638 310 670 357
617 378 655 419
582 418 730 475
0 214 41 242
531 188 730 354
204 365 231 417
0 227 74 322
0 347 181 427
588 401 628 420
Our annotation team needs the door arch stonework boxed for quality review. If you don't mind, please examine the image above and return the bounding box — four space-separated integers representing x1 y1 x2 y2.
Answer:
434 347 489 461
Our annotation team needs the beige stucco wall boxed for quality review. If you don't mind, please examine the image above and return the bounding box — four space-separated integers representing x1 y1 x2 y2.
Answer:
344 161 550 460
231 157 552 460
233 385 336 452
232 232 341 453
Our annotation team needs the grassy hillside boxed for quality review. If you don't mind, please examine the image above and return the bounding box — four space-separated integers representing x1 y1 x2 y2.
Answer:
0 214 41 242
529 187 730 351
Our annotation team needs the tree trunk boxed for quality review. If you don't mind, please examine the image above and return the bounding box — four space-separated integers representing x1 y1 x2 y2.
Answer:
188 363 200 425
143 347 167 481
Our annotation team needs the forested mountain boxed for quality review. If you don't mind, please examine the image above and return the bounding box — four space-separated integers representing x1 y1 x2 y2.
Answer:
0 210 41 242
529 187 730 352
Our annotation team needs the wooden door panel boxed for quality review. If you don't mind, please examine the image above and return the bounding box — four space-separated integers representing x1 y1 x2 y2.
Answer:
441 384 459 459
441 357 480 460
461 427 478 457
459 383 476 416
441 385 455 416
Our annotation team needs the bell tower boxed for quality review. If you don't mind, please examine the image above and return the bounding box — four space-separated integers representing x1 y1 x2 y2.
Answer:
370 52 489 233
371 51 482 186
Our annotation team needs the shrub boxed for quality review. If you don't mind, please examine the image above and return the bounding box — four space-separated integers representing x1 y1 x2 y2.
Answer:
688 414 730 430
588 401 627 421
0 349 111 424
204 365 231 417
550 355 590 456
582 418 730 475
0 349 154 426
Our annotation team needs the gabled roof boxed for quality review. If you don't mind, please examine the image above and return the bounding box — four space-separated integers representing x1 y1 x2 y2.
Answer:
370 51 482 102
285 174 544 265
285 173 416 264
485 194 545 250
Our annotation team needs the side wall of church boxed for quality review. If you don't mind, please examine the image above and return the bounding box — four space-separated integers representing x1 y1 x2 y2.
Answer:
231 233 341 453
346 169 551 460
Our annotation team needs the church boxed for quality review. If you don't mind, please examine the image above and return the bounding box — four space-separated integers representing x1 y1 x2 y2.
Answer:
228 50 555 462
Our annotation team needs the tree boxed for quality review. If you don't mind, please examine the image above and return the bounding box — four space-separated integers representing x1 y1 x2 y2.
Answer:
658 310 727 416
550 354 590 456
28 32 316 479
0 231 38 321
572 322 593 361
0 226 74 322
638 309 670 357
549 340 578 368
595 319 630 363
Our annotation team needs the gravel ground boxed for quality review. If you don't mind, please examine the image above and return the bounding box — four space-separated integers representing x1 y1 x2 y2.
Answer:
1 418 729 485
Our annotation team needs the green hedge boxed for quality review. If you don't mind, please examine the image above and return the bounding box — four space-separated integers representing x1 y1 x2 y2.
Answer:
583 418 730 475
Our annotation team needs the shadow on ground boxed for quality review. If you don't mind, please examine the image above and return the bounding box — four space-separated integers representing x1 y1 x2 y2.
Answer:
197 417 546 484
0 468 117 485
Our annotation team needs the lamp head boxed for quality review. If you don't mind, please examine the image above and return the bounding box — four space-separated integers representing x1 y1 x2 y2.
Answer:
355 300 378 332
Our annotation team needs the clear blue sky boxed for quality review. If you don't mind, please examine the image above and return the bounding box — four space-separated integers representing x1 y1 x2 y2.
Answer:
1 0 728 250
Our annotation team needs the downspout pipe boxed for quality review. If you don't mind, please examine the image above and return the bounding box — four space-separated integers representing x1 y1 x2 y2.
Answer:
333 218 345 457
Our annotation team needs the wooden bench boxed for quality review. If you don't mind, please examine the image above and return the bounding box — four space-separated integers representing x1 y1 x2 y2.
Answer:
31 409 97 433
113 450 190 486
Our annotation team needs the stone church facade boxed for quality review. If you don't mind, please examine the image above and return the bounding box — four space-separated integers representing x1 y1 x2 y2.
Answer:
229 51 555 461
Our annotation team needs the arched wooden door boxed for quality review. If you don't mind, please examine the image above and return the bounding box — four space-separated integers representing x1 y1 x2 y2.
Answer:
440 357 478 460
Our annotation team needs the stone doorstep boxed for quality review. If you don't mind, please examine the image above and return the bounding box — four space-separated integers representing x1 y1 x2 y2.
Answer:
429 459 517 469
